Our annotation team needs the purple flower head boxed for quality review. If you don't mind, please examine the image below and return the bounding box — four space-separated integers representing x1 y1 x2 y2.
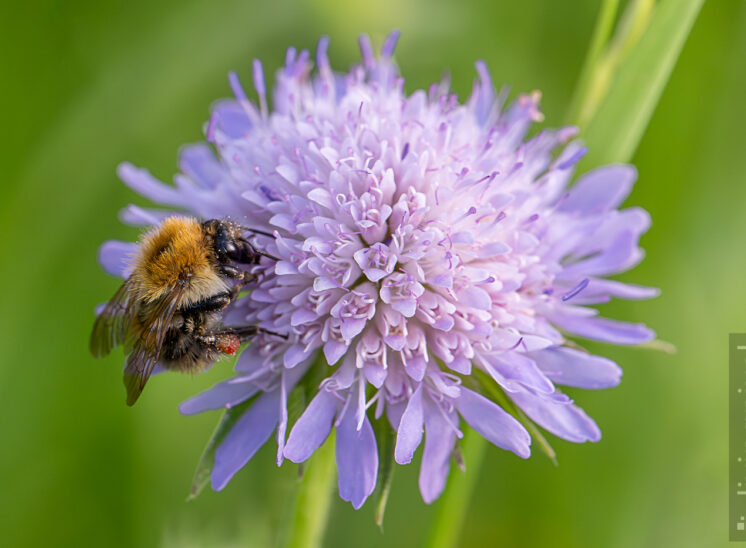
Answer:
102 32 657 508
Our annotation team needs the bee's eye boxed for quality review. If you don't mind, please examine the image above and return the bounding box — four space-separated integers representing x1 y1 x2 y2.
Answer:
216 238 238 261
223 241 237 256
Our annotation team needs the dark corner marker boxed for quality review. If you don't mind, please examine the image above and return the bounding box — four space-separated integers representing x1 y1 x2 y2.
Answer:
730 334 746 541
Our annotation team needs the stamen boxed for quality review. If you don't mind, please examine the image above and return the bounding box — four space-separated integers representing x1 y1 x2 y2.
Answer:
228 71 261 125
561 278 589 301
206 112 218 143
557 146 588 170
454 206 477 224
284 47 296 73
358 34 374 70
381 30 400 58
252 59 268 119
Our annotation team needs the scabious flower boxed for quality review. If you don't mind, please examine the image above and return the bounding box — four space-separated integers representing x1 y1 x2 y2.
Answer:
100 31 657 508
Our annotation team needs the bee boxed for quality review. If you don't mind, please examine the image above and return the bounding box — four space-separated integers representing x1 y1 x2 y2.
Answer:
90 217 281 405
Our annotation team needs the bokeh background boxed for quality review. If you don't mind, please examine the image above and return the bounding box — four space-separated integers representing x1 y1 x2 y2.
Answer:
0 0 742 546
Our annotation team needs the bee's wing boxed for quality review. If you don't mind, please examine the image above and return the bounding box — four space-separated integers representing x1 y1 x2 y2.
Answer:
123 283 186 406
90 279 135 358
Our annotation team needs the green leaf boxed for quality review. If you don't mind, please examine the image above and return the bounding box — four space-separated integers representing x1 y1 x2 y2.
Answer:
582 0 706 167
187 396 255 500
373 416 396 529
565 0 621 126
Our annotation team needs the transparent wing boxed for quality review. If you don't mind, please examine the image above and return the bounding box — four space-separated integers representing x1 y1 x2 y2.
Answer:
90 280 135 358
123 283 185 406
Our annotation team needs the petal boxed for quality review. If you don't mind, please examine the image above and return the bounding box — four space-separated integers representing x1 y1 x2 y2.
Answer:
551 313 655 345
363 362 387 388
99 240 136 278
391 298 417 317
285 344 313 367
336 409 378 509
454 388 531 458
418 398 458 504
572 279 660 304
324 340 348 366
457 286 492 310
386 400 406 431
211 390 280 490
529 347 622 389
340 318 367 340
510 389 601 443
562 207 651 268
404 356 427 381
284 390 339 463
211 99 252 138
477 241 511 258
179 379 258 415
119 204 170 226
178 143 225 188
291 307 317 326
395 385 424 464
481 352 554 394
559 165 636 214
559 231 644 279
117 162 185 207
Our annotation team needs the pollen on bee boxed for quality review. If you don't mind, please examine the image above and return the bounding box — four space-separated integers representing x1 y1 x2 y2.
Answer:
217 334 241 355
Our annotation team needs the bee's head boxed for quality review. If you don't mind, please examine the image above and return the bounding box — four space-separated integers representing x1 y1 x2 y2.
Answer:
203 218 277 266
202 219 241 263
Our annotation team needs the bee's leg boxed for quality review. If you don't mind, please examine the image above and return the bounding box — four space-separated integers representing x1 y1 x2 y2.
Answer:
219 264 247 279
196 325 288 355
227 325 289 341
219 265 260 300
219 264 258 283
179 292 233 316
195 332 242 356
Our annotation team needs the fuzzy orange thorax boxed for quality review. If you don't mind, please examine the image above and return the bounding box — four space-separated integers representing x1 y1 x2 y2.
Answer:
131 217 215 302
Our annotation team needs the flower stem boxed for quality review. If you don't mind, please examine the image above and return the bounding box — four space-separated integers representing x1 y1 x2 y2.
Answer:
425 428 487 548
284 433 336 548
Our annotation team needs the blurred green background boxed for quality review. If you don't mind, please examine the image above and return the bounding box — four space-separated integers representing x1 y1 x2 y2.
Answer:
0 0 742 546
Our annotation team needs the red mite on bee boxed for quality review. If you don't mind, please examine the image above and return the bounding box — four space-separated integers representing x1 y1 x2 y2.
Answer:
90 217 284 405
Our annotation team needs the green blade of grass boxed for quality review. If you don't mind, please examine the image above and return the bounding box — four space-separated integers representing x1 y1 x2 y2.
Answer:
565 0 620 126
583 0 706 167
567 0 656 128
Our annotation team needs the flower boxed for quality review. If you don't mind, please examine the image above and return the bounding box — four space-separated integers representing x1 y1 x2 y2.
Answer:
100 31 657 508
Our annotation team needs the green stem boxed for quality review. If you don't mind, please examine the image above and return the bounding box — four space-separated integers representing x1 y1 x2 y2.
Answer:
425 428 488 548
283 434 336 548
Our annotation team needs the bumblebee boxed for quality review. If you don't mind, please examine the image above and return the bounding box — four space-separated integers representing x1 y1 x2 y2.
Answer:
90 217 280 405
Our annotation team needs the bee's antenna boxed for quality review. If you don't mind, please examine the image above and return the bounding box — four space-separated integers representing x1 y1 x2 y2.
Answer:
237 225 275 239
256 249 280 261
237 237 280 261
232 224 280 261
